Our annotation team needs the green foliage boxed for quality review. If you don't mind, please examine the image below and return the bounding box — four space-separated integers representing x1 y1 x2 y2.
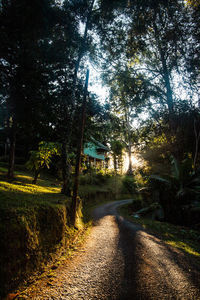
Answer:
131 198 144 211
119 203 200 258
150 156 200 202
110 140 124 156
122 175 137 194
79 172 98 185
26 142 60 172
95 170 107 183
186 0 200 8
0 166 66 209
0 165 93 297
79 169 111 186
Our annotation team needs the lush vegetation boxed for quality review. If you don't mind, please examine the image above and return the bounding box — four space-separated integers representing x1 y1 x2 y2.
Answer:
1 0 200 224
119 203 200 259
0 163 132 297
1 0 200 296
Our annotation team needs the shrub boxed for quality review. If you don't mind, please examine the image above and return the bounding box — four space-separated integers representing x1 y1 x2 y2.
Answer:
122 176 137 194
26 142 60 184
96 170 107 184
80 170 110 186
131 198 144 211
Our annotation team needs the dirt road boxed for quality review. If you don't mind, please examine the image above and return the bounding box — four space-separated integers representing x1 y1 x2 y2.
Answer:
23 200 200 299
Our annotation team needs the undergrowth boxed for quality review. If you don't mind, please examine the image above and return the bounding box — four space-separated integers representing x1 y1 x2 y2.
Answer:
119 203 200 259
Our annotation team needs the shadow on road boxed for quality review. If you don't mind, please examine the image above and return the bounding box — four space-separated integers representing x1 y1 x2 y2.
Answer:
93 200 200 299
115 211 200 299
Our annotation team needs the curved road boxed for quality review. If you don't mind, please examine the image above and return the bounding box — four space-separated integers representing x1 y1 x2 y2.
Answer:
24 200 200 299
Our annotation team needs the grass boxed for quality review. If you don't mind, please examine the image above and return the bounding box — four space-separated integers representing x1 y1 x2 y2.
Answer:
80 174 132 223
0 166 67 209
0 163 130 213
0 164 91 297
79 174 124 196
119 203 200 259
0 165 127 297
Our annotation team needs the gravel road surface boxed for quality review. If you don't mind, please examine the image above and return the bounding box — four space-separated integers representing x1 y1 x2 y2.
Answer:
23 200 200 299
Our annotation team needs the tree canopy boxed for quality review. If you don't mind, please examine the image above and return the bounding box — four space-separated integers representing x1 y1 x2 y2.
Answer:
1 0 200 225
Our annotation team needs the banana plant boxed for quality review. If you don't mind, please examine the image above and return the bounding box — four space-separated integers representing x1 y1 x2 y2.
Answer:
150 156 200 202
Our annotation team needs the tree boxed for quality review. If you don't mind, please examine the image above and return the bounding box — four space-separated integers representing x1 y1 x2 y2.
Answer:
129 1 186 105
110 140 124 174
57 0 95 196
151 155 200 224
26 142 60 184
0 0 61 178
97 0 200 166
104 67 148 174
183 0 200 104
71 69 89 226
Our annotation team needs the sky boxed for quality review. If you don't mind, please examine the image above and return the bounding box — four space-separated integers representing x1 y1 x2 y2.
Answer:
88 63 109 103
78 19 109 104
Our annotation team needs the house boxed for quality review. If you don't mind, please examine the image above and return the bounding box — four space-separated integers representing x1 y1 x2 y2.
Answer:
83 138 109 169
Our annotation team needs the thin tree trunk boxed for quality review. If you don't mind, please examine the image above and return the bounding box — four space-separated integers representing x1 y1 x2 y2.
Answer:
160 51 174 116
113 154 117 174
69 0 95 121
193 119 200 171
7 118 16 179
71 69 89 226
127 143 133 175
73 0 95 84
61 0 95 194
61 140 71 195
153 17 174 118
125 109 133 175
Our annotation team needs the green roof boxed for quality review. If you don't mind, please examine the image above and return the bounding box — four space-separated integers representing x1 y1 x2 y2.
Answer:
83 139 109 160
90 137 109 151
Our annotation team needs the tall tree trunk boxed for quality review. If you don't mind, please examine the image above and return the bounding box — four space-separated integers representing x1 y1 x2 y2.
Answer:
61 0 95 194
127 143 133 175
160 51 174 116
7 118 16 179
61 140 71 195
193 118 200 171
71 69 89 226
125 109 133 175
73 0 95 84
153 17 174 117
113 154 117 174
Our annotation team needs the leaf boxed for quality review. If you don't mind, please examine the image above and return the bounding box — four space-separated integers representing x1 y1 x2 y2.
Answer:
150 175 171 185
171 156 180 180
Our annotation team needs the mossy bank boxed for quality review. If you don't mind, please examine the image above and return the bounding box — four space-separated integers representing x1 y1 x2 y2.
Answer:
0 166 131 298
0 166 75 298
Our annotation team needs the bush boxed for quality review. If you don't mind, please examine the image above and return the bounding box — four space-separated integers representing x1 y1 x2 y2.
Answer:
80 170 110 186
95 170 107 184
131 198 144 211
122 176 137 194
79 174 92 185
